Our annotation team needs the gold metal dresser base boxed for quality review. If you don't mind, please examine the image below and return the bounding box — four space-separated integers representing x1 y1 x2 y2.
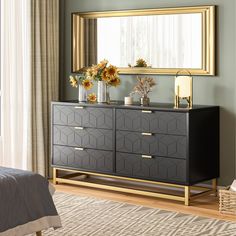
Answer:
53 167 217 206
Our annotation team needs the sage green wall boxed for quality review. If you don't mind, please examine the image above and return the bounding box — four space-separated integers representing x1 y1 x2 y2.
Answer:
60 0 236 186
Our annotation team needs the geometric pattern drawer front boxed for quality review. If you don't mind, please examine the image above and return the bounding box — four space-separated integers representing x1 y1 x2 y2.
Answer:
53 105 113 129
53 126 113 151
116 152 186 183
116 131 187 159
116 109 187 135
52 145 113 173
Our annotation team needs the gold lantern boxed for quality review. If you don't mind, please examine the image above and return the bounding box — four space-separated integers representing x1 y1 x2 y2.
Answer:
174 70 193 109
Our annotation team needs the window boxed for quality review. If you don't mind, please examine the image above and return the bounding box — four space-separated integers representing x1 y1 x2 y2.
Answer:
0 0 1 137
0 0 2 159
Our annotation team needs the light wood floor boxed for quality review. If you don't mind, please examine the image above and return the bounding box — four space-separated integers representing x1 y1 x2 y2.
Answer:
54 183 236 222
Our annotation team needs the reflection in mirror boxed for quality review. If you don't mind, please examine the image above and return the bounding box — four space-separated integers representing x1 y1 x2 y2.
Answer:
84 19 97 66
94 14 202 69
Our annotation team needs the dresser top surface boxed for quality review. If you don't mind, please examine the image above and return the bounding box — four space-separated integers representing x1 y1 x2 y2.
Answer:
52 100 219 112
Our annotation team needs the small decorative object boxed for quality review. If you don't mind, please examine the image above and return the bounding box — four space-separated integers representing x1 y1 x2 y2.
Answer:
131 77 156 106
69 73 93 102
128 58 149 68
87 93 97 103
174 70 193 109
124 96 133 105
86 59 121 103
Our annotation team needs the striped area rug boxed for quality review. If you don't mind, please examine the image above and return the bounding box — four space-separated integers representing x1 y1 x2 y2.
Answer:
43 192 236 236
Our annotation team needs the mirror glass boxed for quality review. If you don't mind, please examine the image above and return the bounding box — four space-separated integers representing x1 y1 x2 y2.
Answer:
91 14 202 69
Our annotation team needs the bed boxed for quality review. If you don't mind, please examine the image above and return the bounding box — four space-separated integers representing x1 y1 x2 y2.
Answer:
0 167 61 236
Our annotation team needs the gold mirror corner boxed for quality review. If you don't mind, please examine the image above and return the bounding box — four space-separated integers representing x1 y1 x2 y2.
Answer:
72 5 216 76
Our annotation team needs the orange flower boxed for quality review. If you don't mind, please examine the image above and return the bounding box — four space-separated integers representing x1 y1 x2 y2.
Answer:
89 60 120 83
87 93 97 102
69 76 78 88
101 68 109 82
82 79 93 90
135 58 148 67
92 67 98 76
106 65 118 77
97 59 108 69
108 77 121 87
86 68 94 79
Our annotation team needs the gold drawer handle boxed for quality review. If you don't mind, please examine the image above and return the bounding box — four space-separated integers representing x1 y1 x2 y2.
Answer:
142 110 152 113
74 106 84 109
142 155 152 159
142 132 153 136
75 147 84 151
74 127 84 130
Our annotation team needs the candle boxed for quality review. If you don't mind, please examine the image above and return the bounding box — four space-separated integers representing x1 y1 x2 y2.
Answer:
124 96 133 105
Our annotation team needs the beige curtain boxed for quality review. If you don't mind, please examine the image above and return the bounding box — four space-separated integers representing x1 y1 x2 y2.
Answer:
29 0 59 176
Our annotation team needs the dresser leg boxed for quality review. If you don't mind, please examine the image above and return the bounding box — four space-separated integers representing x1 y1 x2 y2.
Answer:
184 186 190 206
212 178 217 197
53 168 58 185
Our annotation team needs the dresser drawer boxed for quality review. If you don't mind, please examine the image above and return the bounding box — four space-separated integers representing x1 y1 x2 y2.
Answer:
116 152 186 183
53 105 113 129
53 125 113 151
52 145 113 173
116 109 187 135
116 131 187 159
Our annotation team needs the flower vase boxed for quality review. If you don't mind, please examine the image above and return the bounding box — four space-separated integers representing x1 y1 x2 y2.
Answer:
140 95 150 106
78 84 87 102
106 86 110 103
97 81 107 103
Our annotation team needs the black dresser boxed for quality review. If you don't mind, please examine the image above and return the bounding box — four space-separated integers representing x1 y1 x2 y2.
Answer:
51 101 219 205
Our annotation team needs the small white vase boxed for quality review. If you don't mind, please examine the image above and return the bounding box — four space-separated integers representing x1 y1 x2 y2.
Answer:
78 84 87 102
97 81 107 103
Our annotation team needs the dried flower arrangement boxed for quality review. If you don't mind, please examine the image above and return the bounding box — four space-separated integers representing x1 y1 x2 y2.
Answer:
86 59 121 87
131 77 156 97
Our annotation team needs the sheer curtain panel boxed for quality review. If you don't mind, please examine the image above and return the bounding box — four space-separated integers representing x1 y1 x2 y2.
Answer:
0 0 31 170
0 0 59 176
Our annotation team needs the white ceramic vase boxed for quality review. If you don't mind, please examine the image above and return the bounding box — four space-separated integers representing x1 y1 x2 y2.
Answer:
97 81 107 103
78 84 87 102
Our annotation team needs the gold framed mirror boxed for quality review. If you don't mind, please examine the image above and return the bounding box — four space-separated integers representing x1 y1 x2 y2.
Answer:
72 6 215 75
